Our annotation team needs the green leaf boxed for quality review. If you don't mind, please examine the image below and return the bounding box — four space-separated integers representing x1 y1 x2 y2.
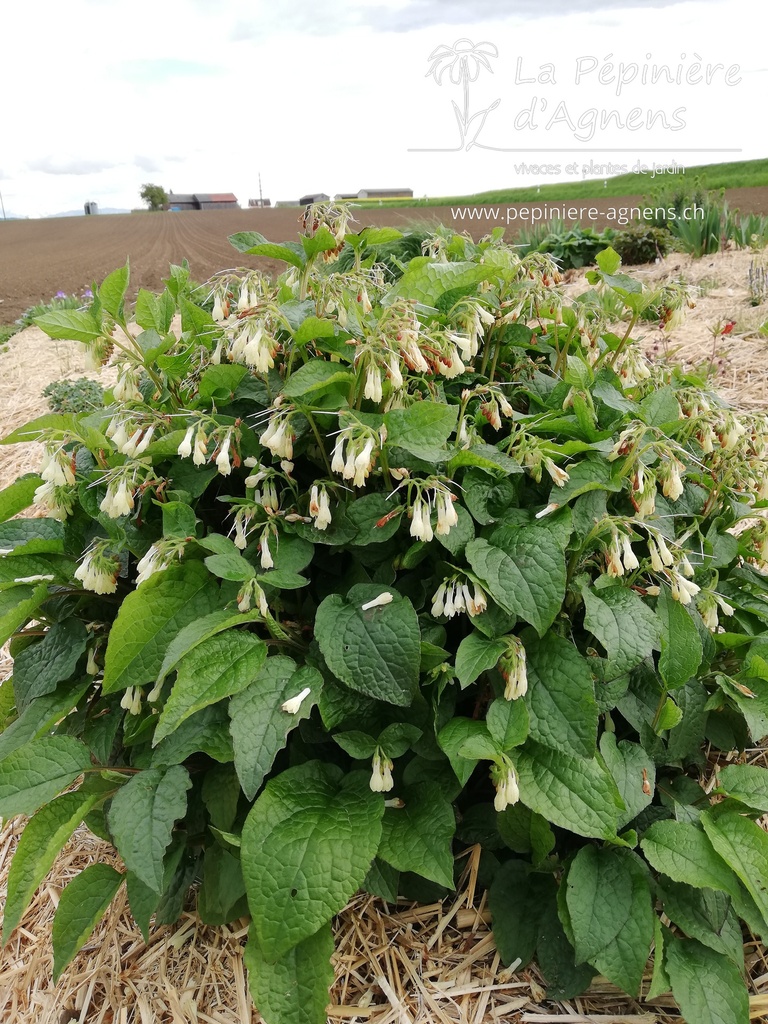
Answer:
488 860 551 968
156 607 264 683
161 501 196 539
51 864 123 982
242 762 383 957
657 587 703 689
333 730 377 759
293 315 338 347
656 696 684 732
454 632 505 689
384 260 493 308
566 847 653 995
230 230 305 269
447 444 522 477
658 879 744 966
487 698 529 751
230 657 322 799
151 704 234 766
588 854 654 996
345 493 403 546
582 585 660 676
538 896 597 1000
314 584 420 707
565 845 632 961
378 782 455 888
497 803 555 864
0 552 73 586
437 718 490 785
197 846 246 925
0 736 92 818
666 935 749 1024
102 561 220 693
595 246 621 275
12 618 88 712
600 733 655 828
640 820 740 898
0 679 89 761
302 225 339 260
107 765 191 892
282 361 354 399
647 917 672 1000
198 364 247 403
180 296 221 347
98 262 129 322
154 632 267 743
524 631 598 758
34 308 103 344
245 922 334 1024
466 528 566 637
385 403 458 462
717 764 768 812
2 789 101 942
515 742 620 841
0 475 43 522
135 288 175 334
0 582 49 647
639 386 681 428
701 811 768 930
0 517 65 553
549 455 622 504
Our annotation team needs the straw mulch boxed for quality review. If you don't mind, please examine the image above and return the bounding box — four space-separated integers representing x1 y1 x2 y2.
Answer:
566 246 768 409
2 256 768 1022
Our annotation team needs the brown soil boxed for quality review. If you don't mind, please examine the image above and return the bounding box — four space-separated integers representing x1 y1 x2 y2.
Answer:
2 186 767 323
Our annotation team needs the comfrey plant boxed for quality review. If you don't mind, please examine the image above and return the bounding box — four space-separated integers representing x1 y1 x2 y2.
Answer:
2 216 768 1024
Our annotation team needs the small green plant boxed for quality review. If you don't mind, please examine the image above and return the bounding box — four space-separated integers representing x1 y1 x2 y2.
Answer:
668 202 725 257
749 259 768 306
641 175 709 230
0 324 19 345
42 378 105 415
517 222 617 269
1 221 768 1024
611 224 675 266
725 211 768 251
16 290 92 330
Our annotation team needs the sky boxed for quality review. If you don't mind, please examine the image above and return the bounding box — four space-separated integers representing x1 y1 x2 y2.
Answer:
0 0 764 218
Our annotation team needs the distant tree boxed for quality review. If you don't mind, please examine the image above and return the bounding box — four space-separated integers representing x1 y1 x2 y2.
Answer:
139 184 168 211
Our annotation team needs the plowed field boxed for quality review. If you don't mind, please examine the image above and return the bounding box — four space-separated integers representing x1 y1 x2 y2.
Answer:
2 186 767 323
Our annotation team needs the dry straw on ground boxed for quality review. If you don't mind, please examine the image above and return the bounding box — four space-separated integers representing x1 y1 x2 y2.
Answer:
1 250 768 1022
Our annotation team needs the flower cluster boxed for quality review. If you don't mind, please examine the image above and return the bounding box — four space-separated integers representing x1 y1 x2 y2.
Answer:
431 577 488 619
498 636 528 700
74 542 121 594
331 426 380 487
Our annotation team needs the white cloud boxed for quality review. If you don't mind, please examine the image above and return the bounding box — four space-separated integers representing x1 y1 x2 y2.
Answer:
0 0 763 218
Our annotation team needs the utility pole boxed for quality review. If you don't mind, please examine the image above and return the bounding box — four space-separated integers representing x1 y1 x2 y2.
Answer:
258 172 263 208
0 189 6 221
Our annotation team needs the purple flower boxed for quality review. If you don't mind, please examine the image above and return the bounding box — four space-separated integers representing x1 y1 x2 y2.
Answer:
54 290 67 299
83 288 93 299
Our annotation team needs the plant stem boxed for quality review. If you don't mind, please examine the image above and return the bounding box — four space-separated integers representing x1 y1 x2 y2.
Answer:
304 409 333 476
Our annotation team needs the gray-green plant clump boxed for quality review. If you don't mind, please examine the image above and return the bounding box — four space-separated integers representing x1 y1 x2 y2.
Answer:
1 205 767 1024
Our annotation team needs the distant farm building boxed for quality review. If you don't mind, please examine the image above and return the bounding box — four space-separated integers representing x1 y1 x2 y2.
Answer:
299 192 330 206
83 201 99 215
166 192 239 211
248 198 272 207
357 188 413 199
